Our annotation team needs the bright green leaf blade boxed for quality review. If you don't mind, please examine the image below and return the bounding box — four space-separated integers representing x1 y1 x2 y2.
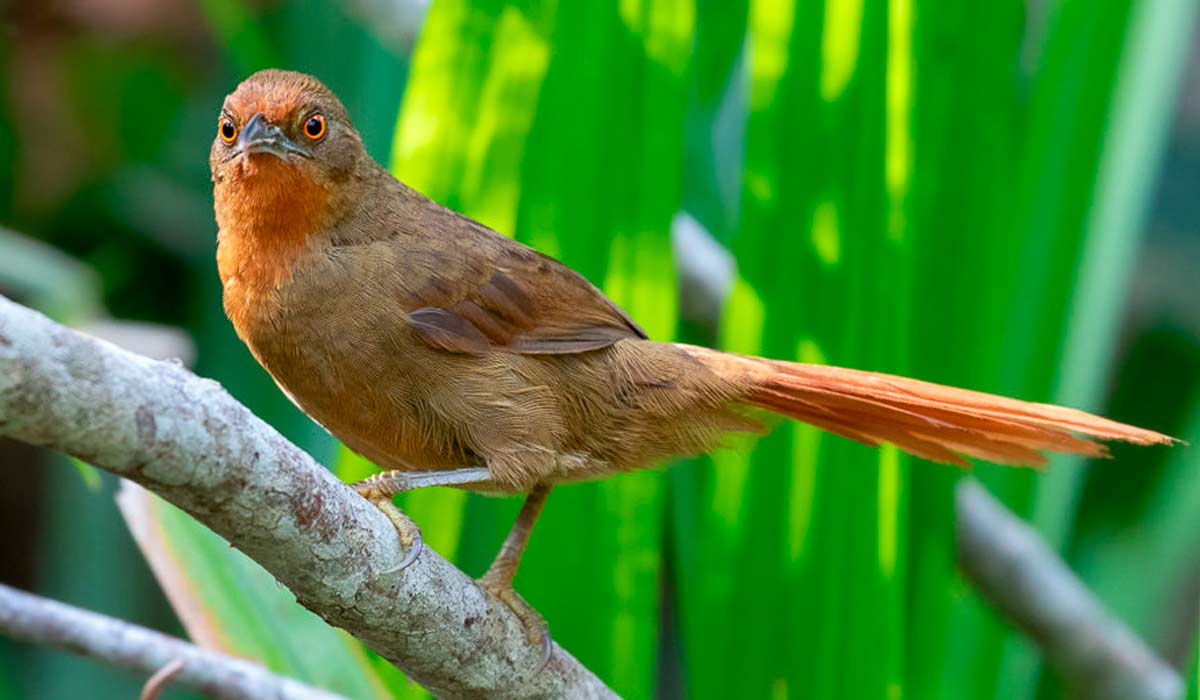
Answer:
896 0 1194 696
904 1 1028 695
674 1 911 697
998 0 1195 693
1033 0 1200 554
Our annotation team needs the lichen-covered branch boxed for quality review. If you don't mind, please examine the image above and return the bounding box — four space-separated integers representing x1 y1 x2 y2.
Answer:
0 295 616 700
0 583 349 700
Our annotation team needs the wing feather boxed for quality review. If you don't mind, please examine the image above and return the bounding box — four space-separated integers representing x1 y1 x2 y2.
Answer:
400 219 645 355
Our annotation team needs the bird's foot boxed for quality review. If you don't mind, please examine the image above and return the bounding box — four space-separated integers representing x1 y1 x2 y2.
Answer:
353 482 424 571
352 468 493 572
477 572 552 675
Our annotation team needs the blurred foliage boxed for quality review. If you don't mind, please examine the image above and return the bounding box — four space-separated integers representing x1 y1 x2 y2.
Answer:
0 0 1198 699
1190 620 1199 700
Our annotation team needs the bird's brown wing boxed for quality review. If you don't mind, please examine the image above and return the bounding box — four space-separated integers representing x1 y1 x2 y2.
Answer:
403 226 646 356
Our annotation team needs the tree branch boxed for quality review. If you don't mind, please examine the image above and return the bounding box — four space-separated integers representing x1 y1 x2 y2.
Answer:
957 480 1184 700
0 295 616 699
0 583 350 700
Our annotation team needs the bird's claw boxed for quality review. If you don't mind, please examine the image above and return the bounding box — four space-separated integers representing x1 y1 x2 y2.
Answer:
478 576 553 676
395 524 423 571
354 486 425 572
536 623 552 675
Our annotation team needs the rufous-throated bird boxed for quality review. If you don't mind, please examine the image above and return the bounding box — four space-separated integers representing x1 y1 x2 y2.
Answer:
211 69 1175 665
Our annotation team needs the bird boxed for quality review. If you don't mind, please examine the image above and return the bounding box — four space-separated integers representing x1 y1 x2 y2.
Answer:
210 69 1175 666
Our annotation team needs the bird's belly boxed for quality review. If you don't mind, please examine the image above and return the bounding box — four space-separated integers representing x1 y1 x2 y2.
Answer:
245 314 472 473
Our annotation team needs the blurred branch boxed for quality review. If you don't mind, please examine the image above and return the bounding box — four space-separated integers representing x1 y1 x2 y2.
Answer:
0 295 616 700
673 212 734 332
957 480 1184 700
76 319 195 366
0 227 103 322
0 583 347 700
339 0 429 51
0 227 195 364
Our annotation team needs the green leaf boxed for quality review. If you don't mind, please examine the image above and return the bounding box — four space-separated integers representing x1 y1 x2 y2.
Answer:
673 2 911 698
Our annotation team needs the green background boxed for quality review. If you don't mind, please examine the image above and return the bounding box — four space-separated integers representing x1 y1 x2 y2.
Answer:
0 0 1197 698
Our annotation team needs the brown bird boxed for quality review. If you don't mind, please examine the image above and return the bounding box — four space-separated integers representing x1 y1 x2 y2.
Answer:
211 70 1175 662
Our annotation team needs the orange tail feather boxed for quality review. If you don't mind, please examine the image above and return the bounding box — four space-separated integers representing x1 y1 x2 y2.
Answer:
681 344 1178 467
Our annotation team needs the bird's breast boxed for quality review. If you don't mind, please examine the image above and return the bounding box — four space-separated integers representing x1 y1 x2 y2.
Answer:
221 257 468 472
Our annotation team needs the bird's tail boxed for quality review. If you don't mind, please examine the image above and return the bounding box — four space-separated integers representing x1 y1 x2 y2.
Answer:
678 344 1176 467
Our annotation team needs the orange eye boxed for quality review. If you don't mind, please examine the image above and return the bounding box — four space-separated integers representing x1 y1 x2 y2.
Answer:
219 117 237 144
303 114 326 141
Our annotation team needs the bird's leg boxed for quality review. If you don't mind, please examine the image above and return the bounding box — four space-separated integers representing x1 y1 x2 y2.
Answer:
478 484 553 672
352 467 492 570
355 470 554 670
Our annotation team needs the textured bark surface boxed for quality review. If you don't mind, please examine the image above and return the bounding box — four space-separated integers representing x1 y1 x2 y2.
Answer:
0 295 616 700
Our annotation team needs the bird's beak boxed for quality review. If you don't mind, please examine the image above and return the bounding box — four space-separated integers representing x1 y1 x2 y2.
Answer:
235 113 312 160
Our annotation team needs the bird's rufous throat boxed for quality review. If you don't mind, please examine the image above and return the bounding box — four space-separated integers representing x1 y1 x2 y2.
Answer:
210 69 1177 670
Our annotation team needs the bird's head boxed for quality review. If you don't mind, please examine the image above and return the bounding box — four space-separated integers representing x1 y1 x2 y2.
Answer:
211 70 368 240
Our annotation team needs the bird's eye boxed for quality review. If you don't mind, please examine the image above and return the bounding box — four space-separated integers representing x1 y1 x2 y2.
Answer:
303 114 326 141
219 117 237 144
